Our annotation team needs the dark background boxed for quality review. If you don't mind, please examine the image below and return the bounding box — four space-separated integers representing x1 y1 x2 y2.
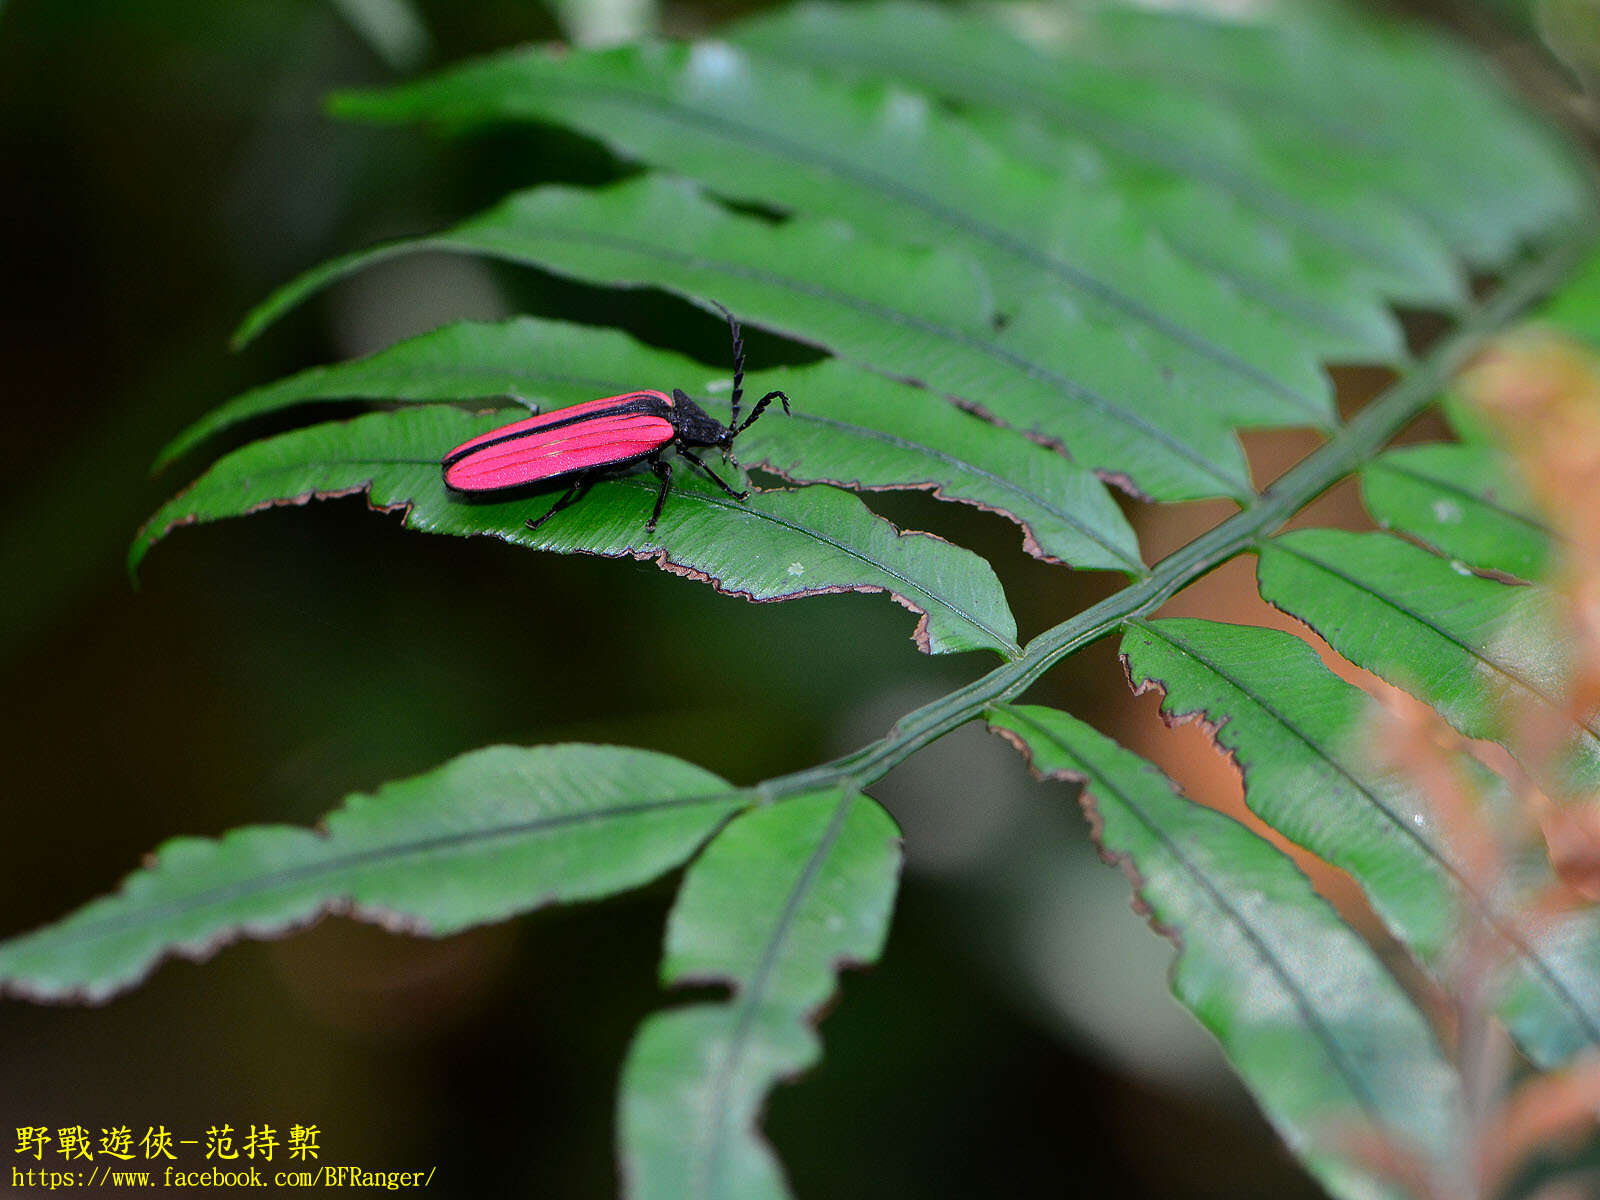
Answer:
0 1 1573 1196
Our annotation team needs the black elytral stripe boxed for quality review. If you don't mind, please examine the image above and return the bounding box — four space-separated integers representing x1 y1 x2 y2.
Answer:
440 392 671 468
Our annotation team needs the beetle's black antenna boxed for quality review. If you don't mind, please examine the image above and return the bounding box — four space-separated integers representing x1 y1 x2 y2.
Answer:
712 301 745 430
737 389 790 433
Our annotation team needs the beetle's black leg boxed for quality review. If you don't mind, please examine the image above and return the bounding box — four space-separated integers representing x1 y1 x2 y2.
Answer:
711 301 745 431
647 458 673 531
526 475 592 531
735 390 790 433
680 448 749 501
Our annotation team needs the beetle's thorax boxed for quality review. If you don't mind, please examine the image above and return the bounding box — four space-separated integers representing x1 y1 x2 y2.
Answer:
669 389 734 447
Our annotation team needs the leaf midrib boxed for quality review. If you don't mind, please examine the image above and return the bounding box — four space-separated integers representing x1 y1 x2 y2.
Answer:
1084 45 1427 161
997 705 1393 1127
157 447 1020 657
525 69 1325 416
665 481 1020 656
456 223 1251 497
738 15 1425 302
774 410 1146 573
698 790 855 1197
454 379 1147 573
8 789 748 952
1365 456 1550 538
1268 537 1600 749
979 79 1415 282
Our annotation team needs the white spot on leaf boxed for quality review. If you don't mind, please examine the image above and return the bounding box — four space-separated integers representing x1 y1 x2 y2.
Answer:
788 561 805 576
1431 499 1463 524
688 41 743 84
884 89 930 128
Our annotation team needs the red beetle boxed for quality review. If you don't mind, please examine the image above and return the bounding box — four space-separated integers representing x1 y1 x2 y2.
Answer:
442 306 789 531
